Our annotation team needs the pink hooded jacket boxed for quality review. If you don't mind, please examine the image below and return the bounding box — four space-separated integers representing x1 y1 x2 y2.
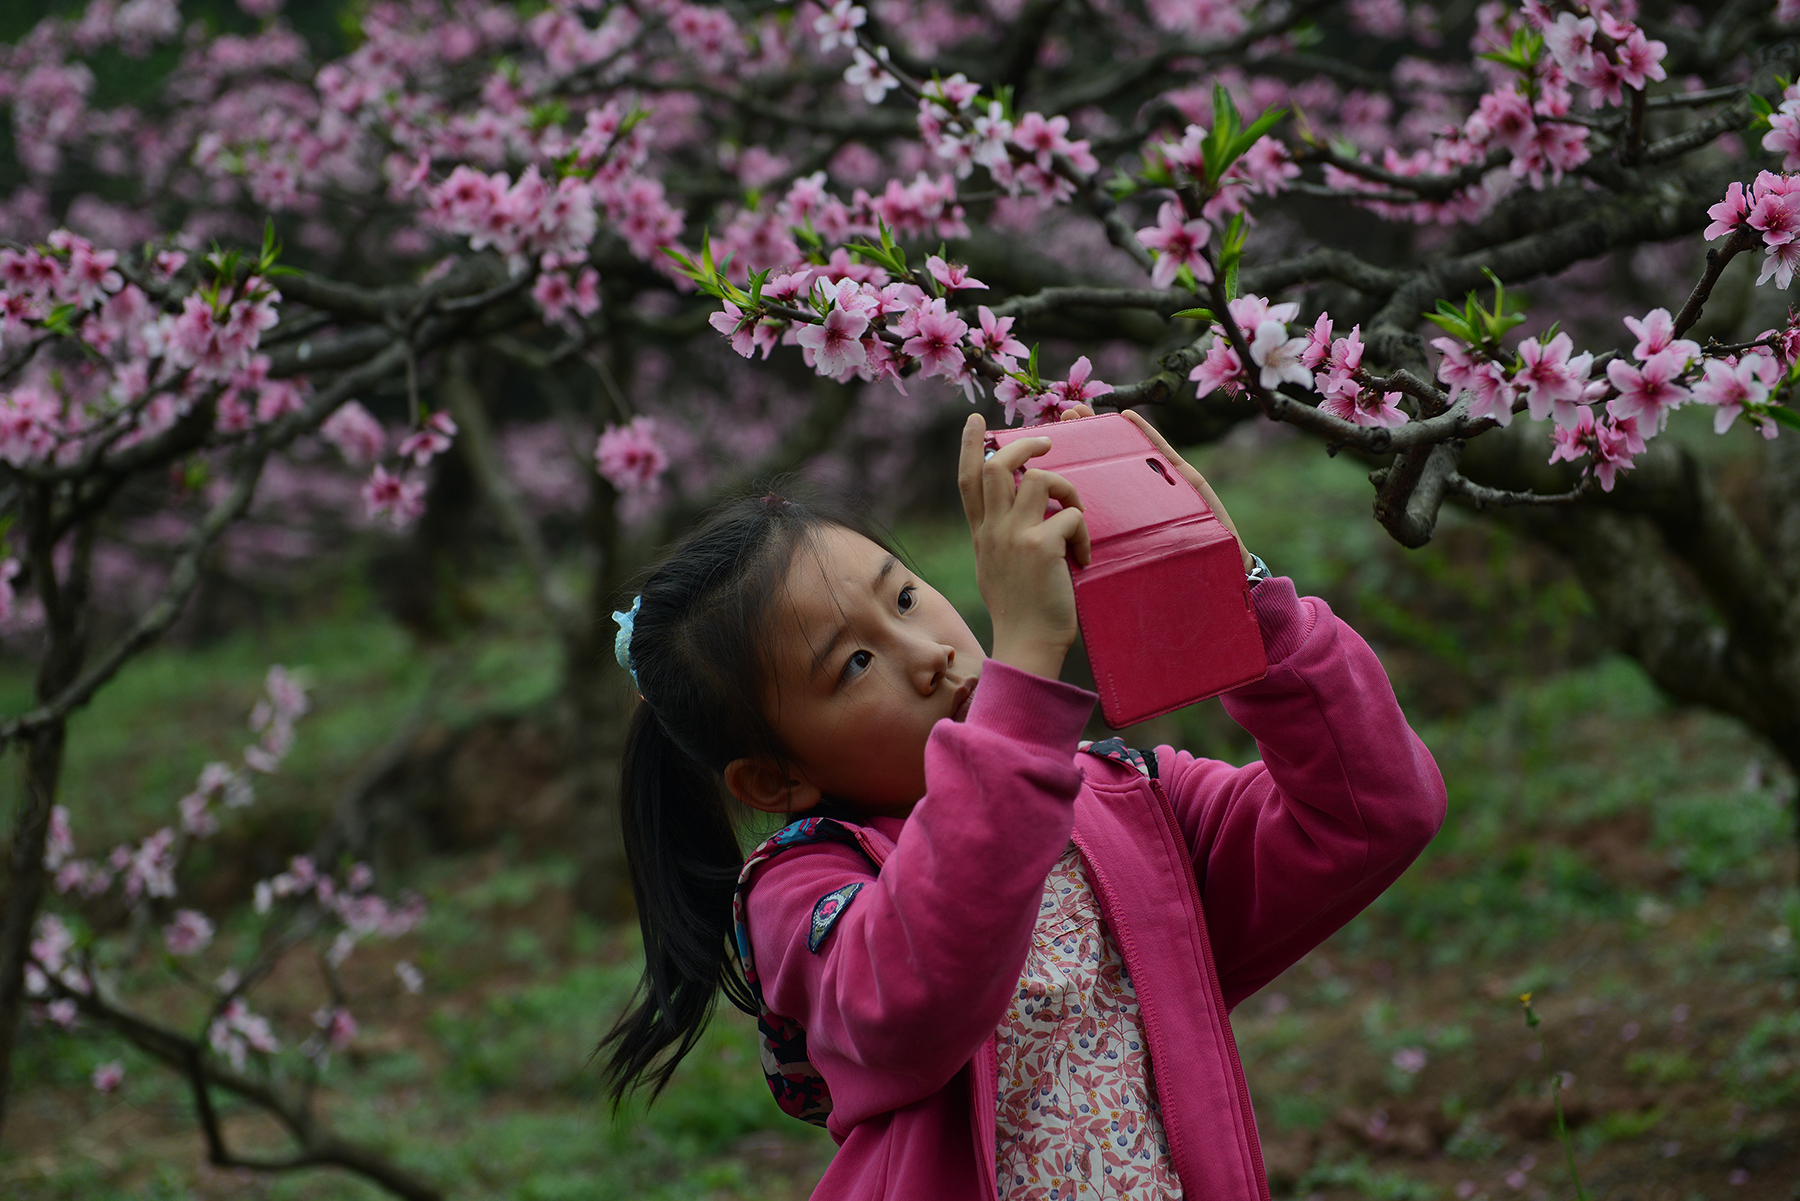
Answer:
742 578 1447 1200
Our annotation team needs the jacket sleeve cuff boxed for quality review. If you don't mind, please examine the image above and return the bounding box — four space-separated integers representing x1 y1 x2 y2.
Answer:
1250 575 1317 665
965 660 1096 750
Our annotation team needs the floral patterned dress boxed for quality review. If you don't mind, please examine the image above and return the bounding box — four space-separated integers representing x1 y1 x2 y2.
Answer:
994 844 1184 1201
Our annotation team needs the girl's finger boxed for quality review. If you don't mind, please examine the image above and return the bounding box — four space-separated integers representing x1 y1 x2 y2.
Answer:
982 435 1051 517
1058 403 1095 421
957 413 988 528
1043 505 1093 567
1038 468 1084 516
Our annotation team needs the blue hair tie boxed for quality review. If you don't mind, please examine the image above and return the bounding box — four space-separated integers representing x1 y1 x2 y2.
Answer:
612 595 642 686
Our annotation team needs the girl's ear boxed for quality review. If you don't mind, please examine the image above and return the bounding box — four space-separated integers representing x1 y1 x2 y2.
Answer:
723 757 823 816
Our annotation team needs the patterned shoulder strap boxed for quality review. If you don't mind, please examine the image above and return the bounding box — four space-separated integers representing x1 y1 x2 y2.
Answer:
729 816 876 1128
1079 736 1159 779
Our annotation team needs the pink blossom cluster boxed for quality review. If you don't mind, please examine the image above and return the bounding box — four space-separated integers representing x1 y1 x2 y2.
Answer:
707 253 1112 425
914 78 1102 207
1705 172 1800 289
595 415 671 493
1328 1 1667 224
51 667 307 901
426 165 598 267
209 996 282 1071
1189 298 1409 427
34 669 425 1077
361 412 458 529
26 911 89 1003
1533 3 1669 109
713 169 968 286
0 230 303 472
1156 129 1300 222
253 853 426 969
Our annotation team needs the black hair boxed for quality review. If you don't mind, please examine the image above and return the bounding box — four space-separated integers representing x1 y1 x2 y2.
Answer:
598 487 894 1106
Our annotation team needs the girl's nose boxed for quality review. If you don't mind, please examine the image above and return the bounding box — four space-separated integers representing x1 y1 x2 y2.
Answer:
912 637 953 695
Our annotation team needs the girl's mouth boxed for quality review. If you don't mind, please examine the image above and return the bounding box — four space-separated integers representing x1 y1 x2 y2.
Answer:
951 677 978 722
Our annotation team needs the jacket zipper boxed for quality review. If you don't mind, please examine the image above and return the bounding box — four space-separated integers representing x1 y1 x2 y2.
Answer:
1148 777 1272 1201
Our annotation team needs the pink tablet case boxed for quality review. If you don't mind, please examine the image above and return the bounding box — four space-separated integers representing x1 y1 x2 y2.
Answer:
987 413 1267 728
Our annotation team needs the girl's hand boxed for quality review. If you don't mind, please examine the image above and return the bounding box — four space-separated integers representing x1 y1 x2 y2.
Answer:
1059 403 1251 573
958 413 1092 680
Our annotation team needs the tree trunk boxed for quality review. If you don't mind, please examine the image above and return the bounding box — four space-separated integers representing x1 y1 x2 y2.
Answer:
0 499 92 1137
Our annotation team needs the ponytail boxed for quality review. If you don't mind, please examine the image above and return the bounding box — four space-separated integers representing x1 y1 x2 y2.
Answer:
597 487 895 1106
600 705 752 1104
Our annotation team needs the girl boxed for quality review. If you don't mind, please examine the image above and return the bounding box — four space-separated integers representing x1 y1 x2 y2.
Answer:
601 407 1446 1201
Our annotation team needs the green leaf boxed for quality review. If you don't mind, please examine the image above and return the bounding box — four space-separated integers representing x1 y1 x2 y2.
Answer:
1171 307 1215 322
1224 259 1239 302
1750 93 1775 118
1226 106 1288 165
1422 311 1475 342
40 303 79 336
1103 172 1141 200
1767 405 1800 431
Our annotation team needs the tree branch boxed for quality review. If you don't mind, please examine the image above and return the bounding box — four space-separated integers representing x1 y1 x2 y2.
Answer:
0 453 267 745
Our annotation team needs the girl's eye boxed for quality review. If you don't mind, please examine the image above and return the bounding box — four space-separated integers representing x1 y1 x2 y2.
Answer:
898 585 916 613
841 649 873 682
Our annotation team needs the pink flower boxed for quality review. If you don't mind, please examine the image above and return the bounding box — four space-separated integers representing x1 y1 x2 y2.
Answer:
1013 111 1075 170
320 402 385 465
844 45 897 104
1693 353 1779 434
1135 202 1213 290
1464 359 1517 425
124 828 177 901
814 0 866 52
968 305 1027 369
1249 320 1314 391
1751 190 1800 247
45 803 73 870
1468 88 1537 157
1707 182 1749 240
900 298 969 380
398 411 457 467
1433 337 1480 391
796 306 871 377
1768 112 1800 173
1322 387 1408 429
163 910 215 956
1045 355 1114 416
1623 308 1700 365
362 466 426 527
1606 351 1690 433
594 415 670 493
709 302 777 360
1300 314 1333 370
1614 30 1668 92
1391 1046 1429 1074
313 1004 359 1050
925 255 986 293
92 1061 124 1093
1759 241 1800 289
1516 332 1594 427
1188 339 1246 396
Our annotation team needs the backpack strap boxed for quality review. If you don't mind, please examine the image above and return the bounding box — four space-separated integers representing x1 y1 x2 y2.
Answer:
1079 736 1158 779
729 816 876 1128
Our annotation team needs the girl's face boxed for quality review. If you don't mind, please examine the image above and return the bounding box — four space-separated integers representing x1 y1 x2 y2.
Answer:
744 525 986 817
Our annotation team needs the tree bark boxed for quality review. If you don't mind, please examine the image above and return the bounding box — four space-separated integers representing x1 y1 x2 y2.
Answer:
0 495 92 1137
